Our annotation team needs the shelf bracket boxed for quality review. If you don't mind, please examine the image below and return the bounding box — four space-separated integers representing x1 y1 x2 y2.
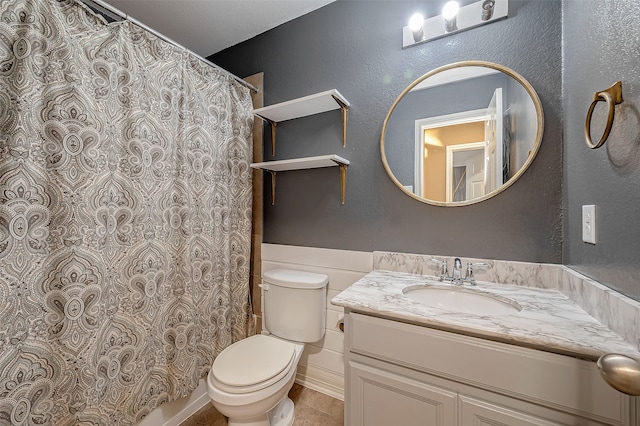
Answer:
268 120 277 156
338 163 348 205
332 95 349 148
269 171 277 205
256 114 278 156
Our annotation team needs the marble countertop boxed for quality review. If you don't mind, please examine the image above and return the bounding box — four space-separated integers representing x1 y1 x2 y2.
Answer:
331 270 640 361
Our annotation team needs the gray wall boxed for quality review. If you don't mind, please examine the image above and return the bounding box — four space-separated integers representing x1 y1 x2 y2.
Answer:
211 0 563 264
563 0 640 301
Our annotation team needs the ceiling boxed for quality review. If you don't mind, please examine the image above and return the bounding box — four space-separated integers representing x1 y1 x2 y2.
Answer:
101 0 336 58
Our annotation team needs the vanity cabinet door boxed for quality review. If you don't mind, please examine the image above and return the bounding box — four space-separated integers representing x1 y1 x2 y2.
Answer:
348 361 457 426
459 396 563 426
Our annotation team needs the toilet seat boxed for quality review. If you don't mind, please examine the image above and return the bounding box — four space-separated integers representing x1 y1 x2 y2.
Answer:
211 334 296 394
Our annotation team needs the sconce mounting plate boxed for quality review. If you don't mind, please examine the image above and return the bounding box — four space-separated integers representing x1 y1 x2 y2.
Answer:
403 0 508 49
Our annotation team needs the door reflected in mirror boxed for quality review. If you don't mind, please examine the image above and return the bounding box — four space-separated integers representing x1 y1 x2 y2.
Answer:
381 61 544 206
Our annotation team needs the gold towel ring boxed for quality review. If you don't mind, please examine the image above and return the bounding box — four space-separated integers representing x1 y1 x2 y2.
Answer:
584 81 623 149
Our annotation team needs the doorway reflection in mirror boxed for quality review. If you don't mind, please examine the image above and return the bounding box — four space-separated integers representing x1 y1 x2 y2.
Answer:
381 62 543 206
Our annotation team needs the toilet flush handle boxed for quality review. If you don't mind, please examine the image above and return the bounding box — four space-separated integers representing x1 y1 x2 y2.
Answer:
258 283 269 291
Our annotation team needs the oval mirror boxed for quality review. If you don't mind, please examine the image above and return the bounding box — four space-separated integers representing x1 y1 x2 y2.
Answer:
381 61 544 206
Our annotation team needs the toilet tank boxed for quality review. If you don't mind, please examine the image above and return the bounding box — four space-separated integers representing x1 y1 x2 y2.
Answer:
262 269 328 343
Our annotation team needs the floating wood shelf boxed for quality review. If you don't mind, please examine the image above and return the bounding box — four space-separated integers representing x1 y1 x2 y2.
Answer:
253 89 350 155
251 154 349 205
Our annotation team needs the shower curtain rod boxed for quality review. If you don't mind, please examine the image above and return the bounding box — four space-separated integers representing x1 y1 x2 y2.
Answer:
77 0 259 94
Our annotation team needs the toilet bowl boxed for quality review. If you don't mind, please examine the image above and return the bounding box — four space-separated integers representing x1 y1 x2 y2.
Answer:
206 269 328 426
207 334 304 426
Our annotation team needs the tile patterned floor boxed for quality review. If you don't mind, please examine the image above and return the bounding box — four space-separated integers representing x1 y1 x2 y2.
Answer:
180 384 344 426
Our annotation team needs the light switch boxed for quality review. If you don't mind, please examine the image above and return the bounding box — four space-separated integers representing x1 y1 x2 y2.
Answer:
582 205 597 244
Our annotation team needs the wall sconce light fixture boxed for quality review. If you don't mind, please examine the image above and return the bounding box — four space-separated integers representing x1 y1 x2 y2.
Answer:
403 0 508 49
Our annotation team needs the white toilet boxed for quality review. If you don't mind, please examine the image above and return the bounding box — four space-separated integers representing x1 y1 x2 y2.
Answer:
207 268 328 426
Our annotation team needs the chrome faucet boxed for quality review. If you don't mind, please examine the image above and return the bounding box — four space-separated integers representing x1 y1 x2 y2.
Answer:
452 258 463 284
430 257 488 286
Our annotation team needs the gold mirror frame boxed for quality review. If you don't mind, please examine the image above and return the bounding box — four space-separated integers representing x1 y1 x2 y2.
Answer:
380 60 544 207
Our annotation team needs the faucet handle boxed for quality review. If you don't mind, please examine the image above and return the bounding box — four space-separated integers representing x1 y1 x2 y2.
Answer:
465 262 489 285
430 257 448 281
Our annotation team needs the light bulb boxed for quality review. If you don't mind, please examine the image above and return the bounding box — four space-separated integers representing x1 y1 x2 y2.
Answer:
408 13 424 32
408 13 425 42
481 0 495 21
442 1 460 21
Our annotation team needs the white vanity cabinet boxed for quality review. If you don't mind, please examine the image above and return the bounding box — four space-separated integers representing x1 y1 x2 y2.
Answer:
344 311 638 426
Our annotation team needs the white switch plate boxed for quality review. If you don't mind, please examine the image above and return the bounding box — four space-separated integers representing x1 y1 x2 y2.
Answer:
582 205 597 244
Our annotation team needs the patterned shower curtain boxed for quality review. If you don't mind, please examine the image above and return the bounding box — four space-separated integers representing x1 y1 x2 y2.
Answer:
0 0 254 424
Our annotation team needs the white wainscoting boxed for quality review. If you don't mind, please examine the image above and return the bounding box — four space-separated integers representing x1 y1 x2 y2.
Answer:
262 243 373 401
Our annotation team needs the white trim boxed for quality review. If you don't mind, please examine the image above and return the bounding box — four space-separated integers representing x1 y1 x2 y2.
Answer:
445 141 485 202
261 243 372 273
296 365 345 401
416 108 488 130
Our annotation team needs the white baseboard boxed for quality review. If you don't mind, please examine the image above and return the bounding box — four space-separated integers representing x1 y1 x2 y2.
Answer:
135 379 210 426
296 364 344 401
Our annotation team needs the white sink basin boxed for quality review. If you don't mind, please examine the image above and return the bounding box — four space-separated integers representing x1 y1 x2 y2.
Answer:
402 286 521 315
